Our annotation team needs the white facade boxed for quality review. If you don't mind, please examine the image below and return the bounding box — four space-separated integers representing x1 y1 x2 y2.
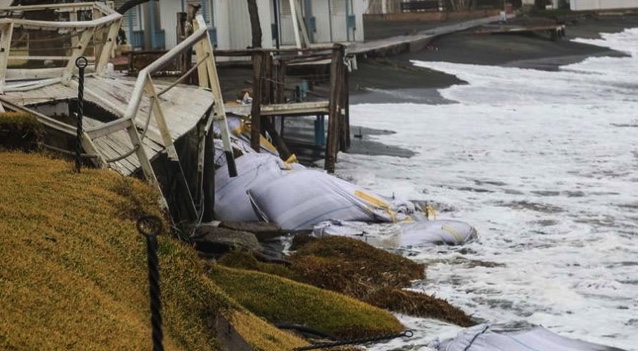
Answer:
276 0 366 46
570 0 638 10
521 0 562 9
218 0 273 50
120 0 365 51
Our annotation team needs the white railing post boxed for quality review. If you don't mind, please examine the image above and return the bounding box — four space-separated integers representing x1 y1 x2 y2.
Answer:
195 15 236 176
62 28 96 83
96 18 122 76
0 23 14 94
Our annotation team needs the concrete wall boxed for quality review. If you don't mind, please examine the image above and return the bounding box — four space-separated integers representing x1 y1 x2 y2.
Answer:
212 0 272 50
571 0 638 10
159 1 182 49
352 0 367 41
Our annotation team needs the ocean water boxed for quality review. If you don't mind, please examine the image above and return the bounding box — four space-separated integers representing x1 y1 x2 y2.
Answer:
335 29 638 350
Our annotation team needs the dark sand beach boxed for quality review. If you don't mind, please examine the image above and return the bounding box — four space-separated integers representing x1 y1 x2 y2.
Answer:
342 13 638 159
350 14 638 104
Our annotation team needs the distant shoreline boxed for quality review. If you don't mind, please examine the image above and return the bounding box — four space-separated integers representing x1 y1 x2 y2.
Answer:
343 13 638 159
349 14 638 105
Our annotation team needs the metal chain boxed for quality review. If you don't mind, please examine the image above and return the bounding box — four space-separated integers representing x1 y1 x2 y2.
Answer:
294 330 414 351
137 215 165 351
74 56 87 173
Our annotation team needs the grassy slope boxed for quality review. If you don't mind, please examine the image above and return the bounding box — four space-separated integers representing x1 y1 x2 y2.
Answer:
0 151 307 350
209 264 404 339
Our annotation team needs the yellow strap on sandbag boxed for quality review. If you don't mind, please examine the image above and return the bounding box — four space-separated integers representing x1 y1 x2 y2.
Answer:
423 204 437 220
441 224 464 243
354 190 390 209
285 154 298 164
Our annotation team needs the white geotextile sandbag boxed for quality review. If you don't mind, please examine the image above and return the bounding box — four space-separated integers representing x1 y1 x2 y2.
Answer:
313 219 477 247
400 220 477 246
433 323 624 351
215 153 299 222
248 170 412 231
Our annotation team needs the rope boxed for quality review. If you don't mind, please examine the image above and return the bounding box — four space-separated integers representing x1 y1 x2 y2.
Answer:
75 56 87 173
157 53 210 97
41 143 98 159
464 325 490 351
103 144 139 163
136 215 165 351
293 330 413 351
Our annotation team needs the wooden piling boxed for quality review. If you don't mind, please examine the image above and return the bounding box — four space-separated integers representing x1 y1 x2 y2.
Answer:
276 59 287 138
325 44 345 173
251 50 264 152
340 59 350 151
176 13 189 77
263 52 273 103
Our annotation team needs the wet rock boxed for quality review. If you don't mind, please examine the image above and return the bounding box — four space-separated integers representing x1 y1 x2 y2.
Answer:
190 224 262 256
219 221 283 241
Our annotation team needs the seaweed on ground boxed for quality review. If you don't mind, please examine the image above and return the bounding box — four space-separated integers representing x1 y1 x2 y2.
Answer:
218 235 476 327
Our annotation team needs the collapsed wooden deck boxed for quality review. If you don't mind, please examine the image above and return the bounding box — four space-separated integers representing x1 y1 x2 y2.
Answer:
0 2 239 223
1 76 214 175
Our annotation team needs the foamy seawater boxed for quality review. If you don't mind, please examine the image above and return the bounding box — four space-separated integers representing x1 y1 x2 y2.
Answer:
335 29 638 350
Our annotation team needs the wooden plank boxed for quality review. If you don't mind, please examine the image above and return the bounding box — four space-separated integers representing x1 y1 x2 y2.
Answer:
224 101 330 118
261 101 329 116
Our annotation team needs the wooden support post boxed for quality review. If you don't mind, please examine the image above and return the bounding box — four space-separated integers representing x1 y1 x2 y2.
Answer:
263 52 273 104
263 118 292 161
325 44 344 173
276 59 286 104
276 59 286 138
260 52 290 160
340 59 350 151
202 130 215 222
176 12 189 76
251 50 264 152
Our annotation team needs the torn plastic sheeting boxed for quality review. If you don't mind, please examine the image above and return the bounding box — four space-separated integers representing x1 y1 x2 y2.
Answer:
247 169 412 231
433 323 625 351
214 153 296 222
313 219 478 248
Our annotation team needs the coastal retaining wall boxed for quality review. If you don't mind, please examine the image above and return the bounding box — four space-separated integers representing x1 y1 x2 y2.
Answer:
570 0 638 11
364 9 501 22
